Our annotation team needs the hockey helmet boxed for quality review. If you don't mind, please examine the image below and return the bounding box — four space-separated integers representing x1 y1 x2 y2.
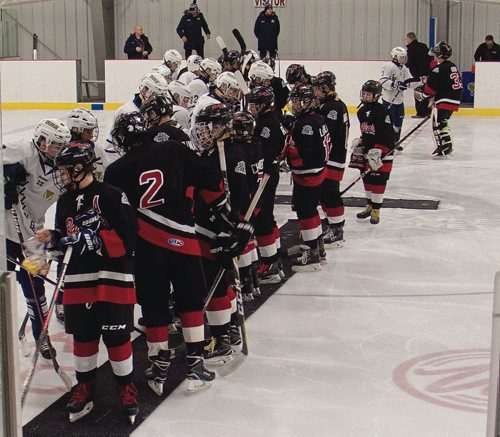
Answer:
66 108 99 143
200 58 222 81
139 73 169 101
151 64 173 83
141 95 174 126
191 103 233 153
247 86 274 116
430 41 452 59
248 61 274 87
167 80 192 108
312 71 337 98
215 72 241 103
187 54 203 72
391 46 407 64
111 112 148 154
33 119 72 166
163 49 182 71
289 83 315 115
360 80 382 103
286 64 307 85
231 111 255 140
54 141 97 190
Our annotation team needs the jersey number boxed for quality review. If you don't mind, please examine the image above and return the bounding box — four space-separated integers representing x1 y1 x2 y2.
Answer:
139 170 165 209
450 72 463 90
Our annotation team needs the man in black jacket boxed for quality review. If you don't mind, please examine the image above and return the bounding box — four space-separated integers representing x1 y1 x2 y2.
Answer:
474 35 500 62
405 32 432 117
176 3 211 58
254 3 280 60
124 25 152 60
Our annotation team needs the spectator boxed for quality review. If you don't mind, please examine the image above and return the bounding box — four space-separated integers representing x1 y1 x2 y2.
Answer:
474 35 500 62
176 2 211 59
124 25 152 60
254 3 280 60
405 32 432 118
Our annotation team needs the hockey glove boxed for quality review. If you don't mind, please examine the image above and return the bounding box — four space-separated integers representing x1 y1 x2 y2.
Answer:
350 137 363 152
348 139 365 170
279 160 291 173
393 80 407 92
73 208 102 232
414 86 429 102
4 163 28 209
210 222 254 269
365 149 383 171
58 229 102 256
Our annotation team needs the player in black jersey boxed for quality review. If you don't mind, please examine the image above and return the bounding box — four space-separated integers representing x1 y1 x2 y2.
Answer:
285 84 330 271
312 71 350 247
422 41 463 157
286 64 312 86
247 86 286 283
36 142 138 424
354 80 394 225
140 94 190 144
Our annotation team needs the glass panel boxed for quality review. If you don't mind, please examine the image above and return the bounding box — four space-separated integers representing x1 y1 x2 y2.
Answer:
0 9 19 58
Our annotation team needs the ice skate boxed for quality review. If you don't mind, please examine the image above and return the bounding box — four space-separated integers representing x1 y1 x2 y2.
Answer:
251 263 262 296
145 349 171 396
357 204 372 220
370 208 380 225
118 382 139 425
291 247 321 272
186 355 215 392
229 323 242 354
323 223 345 247
318 237 327 265
241 271 255 302
204 334 233 365
256 261 281 284
67 381 95 422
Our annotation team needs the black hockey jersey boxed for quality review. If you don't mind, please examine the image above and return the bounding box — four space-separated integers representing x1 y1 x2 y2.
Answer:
285 111 330 187
357 102 394 173
104 140 225 257
317 96 350 181
254 110 286 175
238 137 264 213
144 121 190 144
55 179 137 305
424 60 463 111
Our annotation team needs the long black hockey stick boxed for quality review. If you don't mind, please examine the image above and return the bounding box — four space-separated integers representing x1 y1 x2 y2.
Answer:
340 115 430 196
232 29 247 54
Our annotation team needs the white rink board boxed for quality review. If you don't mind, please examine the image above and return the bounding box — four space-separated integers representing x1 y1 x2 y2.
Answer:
0 60 79 102
473 62 500 109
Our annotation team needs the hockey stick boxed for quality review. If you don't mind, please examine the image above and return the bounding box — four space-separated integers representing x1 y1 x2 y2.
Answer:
19 312 31 357
216 35 230 62
215 140 249 356
203 173 270 310
340 115 430 196
11 207 72 393
233 70 251 96
232 29 247 54
21 245 73 407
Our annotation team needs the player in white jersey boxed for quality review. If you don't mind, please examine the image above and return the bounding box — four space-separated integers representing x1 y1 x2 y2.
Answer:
189 57 221 106
178 54 202 85
3 119 71 358
380 47 422 145
163 49 183 81
166 80 193 130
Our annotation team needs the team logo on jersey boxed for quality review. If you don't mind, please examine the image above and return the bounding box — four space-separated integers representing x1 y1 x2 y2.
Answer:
301 125 313 135
76 194 84 211
385 116 391 124
121 192 130 205
360 122 375 134
235 161 246 175
168 238 185 247
260 127 271 139
154 132 170 142
327 110 338 120
43 190 55 201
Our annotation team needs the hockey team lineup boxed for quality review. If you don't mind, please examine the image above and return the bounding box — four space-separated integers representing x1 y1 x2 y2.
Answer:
4 26 464 431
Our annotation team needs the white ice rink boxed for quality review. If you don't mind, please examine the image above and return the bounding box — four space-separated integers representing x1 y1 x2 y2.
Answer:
4 109 498 437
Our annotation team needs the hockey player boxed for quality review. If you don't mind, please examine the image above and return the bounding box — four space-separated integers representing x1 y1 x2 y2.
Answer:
189 57 222 106
247 86 285 282
166 80 193 130
141 95 190 144
354 80 395 225
248 61 289 113
220 50 241 73
4 119 71 359
421 41 463 157
36 142 138 424
105 112 252 394
380 47 421 146
163 49 183 80
285 84 329 271
285 64 312 86
312 71 350 246
151 64 173 83
178 54 202 84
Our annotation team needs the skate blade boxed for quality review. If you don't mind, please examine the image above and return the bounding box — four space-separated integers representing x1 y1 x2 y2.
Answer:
187 379 213 392
231 343 243 355
325 240 344 248
291 263 322 273
205 354 234 366
69 401 94 422
147 380 164 396
20 338 31 357
215 354 247 377
127 411 138 425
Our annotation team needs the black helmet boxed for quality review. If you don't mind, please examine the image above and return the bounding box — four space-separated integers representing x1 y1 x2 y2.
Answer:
286 64 307 85
54 141 97 191
111 112 148 153
231 111 255 140
141 95 174 126
431 41 452 59
289 83 315 114
360 80 382 103
192 103 233 153
247 86 274 115
312 71 336 89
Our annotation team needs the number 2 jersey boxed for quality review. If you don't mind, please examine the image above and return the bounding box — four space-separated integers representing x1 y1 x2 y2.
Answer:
104 140 226 257
424 59 463 111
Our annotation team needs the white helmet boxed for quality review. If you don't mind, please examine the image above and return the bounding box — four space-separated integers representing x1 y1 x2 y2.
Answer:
151 64 173 82
215 72 241 103
391 46 407 64
66 108 99 142
187 54 203 73
163 49 182 71
200 58 222 81
139 73 169 100
167 80 192 108
241 50 260 73
248 61 274 86
33 119 71 165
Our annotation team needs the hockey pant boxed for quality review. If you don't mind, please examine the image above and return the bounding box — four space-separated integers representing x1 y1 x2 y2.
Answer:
433 109 454 154
383 100 404 143
135 238 206 358
320 179 344 226
6 238 47 341
253 172 280 264
292 183 322 250
362 171 391 210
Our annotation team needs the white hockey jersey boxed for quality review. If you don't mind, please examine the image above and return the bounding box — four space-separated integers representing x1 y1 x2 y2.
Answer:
178 71 197 85
189 78 209 106
3 140 61 241
380 61 414 105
